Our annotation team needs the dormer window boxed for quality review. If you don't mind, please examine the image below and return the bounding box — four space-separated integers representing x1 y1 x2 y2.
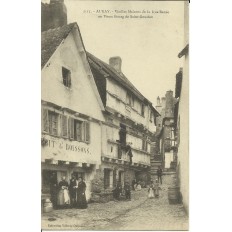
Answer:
62 67 71 88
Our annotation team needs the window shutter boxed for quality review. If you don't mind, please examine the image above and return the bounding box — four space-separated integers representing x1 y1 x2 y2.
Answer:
42 108 49 133
61 115 68 137
68 117 74 139
142 139 145 151
85 122 90 142
76 121 82 141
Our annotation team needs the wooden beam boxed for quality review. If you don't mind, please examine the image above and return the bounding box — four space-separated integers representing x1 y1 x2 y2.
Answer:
82 163 91 168
75 162 82 167
46 159 58 165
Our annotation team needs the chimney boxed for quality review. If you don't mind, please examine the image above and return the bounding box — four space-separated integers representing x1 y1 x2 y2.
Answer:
156 96 161 106
161 97 166 107
109 57 122 73
41 0 67 32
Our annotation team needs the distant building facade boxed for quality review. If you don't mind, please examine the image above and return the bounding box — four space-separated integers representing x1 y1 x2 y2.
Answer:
154 90 178 171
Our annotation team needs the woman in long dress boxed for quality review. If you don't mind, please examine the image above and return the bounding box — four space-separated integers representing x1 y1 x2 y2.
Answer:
148 181 155 198
76 177 88 209
57 176 70 208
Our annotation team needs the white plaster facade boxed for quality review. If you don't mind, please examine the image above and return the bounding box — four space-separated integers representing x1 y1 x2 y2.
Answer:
41 24 105 200
177 1 189 213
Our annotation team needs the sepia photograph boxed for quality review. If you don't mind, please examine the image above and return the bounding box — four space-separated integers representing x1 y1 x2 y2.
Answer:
41 0 189 230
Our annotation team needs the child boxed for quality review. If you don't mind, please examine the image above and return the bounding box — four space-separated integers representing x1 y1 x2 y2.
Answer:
148 181 155 198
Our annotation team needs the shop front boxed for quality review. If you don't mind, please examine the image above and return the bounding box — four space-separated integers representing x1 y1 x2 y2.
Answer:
41 133 101 202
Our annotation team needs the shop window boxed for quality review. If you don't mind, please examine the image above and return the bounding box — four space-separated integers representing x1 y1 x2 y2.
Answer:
62 67 71 88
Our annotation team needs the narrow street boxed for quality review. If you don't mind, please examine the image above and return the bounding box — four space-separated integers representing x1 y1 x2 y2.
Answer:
42 182 188 230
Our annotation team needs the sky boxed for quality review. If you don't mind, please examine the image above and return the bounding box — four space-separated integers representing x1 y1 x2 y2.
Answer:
42 0 185 106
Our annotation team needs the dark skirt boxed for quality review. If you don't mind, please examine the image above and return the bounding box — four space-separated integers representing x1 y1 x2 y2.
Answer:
76 191 87 209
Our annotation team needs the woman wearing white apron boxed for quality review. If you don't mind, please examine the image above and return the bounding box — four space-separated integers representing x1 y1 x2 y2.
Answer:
57 176 70 208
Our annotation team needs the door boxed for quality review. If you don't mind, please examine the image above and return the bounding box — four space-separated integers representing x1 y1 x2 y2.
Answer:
118 171 124 187
104 169 110 189
73 172 85 180
42 170 57 194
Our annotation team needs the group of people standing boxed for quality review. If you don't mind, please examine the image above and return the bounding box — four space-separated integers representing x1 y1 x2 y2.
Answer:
50 174 88 209
113 181 131 200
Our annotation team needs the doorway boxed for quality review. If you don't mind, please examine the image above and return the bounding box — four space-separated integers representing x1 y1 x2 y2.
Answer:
42 170 57 194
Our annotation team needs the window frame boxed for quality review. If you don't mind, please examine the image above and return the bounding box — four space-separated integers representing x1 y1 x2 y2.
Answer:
48 111 59 136
62 67 71 88
69 117 90 143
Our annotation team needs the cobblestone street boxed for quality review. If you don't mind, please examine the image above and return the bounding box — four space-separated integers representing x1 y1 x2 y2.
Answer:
42 182 188 230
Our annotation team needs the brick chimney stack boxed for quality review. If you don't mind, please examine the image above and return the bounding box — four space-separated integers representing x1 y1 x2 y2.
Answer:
41 0 67 32
157 96 161 106
109 57 122 73
161 97 166 107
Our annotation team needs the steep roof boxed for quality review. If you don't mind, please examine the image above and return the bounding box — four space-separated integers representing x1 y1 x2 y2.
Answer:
41 22 76 68
87 52 160 116
41 22 159 116
87 52 144 100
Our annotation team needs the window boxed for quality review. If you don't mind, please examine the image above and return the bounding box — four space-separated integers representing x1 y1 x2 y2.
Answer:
104 169 113 189
62 67 71 88
142 136 148 151
42 108 58 135
126 92 134 107
150 111 153 122
119 124 126 145
69 118 90 143
141 104 145 116
48 111 58 136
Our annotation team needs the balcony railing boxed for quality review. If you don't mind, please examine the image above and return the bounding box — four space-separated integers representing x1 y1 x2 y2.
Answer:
104 140 150 166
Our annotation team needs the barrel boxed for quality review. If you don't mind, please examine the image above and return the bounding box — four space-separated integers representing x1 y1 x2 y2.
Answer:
43 199 53 213
168 186 181 204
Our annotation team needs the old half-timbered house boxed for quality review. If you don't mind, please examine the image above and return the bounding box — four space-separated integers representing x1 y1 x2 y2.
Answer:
87 54 160 191
41 22 105 201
